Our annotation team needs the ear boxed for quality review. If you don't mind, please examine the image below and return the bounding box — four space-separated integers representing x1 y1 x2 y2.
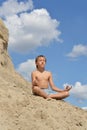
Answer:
35 61 38 68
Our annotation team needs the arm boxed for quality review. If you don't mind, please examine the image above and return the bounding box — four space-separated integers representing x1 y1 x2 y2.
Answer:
49 72 65 92
31 71 38 87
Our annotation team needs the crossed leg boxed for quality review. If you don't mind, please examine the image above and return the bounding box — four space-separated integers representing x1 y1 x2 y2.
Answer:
32 86 72 100
32 86 49 98
48 91 69 100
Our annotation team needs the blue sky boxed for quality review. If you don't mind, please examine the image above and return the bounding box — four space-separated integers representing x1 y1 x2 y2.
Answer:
0 0 87 109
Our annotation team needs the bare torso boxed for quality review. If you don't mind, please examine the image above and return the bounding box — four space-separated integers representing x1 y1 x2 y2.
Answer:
32 70 51 88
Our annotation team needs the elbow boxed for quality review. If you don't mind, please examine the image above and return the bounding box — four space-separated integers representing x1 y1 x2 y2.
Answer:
51 87 56 91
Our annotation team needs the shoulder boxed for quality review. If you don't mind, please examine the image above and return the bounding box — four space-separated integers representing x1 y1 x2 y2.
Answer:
45 70 52 75
31 70 37 75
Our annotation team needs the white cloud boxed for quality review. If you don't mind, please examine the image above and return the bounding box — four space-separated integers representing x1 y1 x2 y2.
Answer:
16 59 35 81
4 8 61 53
0 0 61 54
66 44 87 58
0 0 33 17
70 82 87 101
82 107 87 110
0 0 61 53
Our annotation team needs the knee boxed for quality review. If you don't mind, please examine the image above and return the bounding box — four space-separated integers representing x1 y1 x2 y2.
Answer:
32 86 39 93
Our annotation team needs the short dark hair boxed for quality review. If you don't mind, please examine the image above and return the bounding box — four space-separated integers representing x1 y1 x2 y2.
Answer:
35 55 46 68
35 55 46 62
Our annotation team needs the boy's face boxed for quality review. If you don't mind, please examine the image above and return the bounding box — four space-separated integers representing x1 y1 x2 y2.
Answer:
36 57 46 69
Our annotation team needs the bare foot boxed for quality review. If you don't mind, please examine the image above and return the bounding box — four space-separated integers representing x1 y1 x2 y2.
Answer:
46 97 52 101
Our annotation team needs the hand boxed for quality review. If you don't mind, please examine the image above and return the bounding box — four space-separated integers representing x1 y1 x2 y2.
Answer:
64 86 72 91
33 79 38 86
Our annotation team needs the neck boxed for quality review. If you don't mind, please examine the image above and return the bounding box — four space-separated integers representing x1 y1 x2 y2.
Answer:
37 67 45 72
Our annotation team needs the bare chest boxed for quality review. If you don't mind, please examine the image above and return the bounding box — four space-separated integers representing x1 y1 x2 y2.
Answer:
35 72 49 81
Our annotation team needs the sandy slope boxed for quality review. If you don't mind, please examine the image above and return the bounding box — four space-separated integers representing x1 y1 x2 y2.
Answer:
0 69 87 130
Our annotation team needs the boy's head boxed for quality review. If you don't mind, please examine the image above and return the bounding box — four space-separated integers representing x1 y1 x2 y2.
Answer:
35 55 47 68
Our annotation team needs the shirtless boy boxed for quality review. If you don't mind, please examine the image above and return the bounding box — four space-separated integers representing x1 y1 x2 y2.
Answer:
31 55 72 99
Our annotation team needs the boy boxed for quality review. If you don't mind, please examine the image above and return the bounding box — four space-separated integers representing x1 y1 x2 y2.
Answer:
31 55 72 99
